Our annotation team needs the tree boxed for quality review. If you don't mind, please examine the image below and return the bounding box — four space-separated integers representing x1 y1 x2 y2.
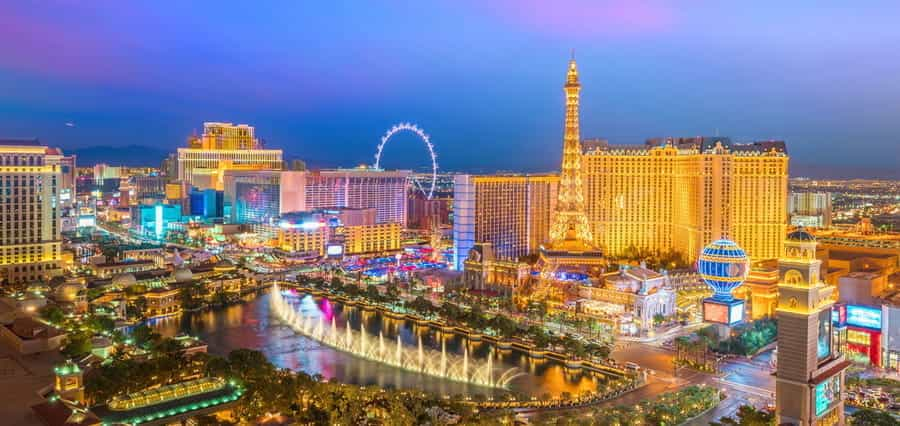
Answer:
653 313 666 327
848 408 899 426
62 332 93 357
39 305 66 325
712 404 776 426
366 284 381 301
386 282 401 300
131 323 161 347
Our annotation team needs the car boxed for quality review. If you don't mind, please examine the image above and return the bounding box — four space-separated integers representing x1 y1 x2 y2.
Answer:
625 362 640 370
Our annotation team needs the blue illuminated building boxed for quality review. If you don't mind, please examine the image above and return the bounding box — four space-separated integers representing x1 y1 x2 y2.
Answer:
190 188 224 219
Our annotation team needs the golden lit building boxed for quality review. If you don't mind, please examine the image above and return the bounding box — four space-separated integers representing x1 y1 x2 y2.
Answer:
463 243 531 294
176 122 281 187
190 122 260 150
583 138 788 261
452 174 558 269
177 148 283 187
736 260 779 319
0 141 63 284
341 222 401 255
277 226 330 255
144 287 181 317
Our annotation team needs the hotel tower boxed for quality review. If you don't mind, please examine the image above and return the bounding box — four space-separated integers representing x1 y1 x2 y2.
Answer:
775 228 848 425
583 137 788 261
0 141 64 284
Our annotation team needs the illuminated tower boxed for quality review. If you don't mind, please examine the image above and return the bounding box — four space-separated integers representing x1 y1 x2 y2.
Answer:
548 56 594 248
537 57 603 302
775 228 848 426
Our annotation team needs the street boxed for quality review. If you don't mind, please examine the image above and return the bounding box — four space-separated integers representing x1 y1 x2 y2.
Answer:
610 342 777 424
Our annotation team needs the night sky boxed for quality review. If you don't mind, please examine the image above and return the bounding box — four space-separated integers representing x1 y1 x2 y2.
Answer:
2 2 899 176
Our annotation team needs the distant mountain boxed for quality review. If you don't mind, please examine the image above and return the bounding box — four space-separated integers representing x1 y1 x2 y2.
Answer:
70 145 171 167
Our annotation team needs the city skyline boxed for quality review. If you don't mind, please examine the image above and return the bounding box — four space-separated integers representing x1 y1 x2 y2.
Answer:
3 2 900 178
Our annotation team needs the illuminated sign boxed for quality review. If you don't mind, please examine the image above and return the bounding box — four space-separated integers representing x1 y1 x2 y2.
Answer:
703 301 728 324
326 245 344 257
155 205 164 238
704 298 744 325
77 215 96 227
831 304 846 327
846 305 881 330
729 303 743 324
815 375 841 416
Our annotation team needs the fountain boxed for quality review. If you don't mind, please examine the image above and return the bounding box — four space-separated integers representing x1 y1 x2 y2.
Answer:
271 285 522 388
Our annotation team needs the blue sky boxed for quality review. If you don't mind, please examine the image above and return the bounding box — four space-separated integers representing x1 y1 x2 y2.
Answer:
1 1 899 174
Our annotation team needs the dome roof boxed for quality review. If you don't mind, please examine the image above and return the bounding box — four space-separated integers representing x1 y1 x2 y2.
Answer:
173 267 193 283
787 227 816 242
54 282 85 302
698 239 748 299
111 273 137 288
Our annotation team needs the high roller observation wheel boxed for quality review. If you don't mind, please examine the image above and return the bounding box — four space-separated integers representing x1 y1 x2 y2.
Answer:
373 122 438 200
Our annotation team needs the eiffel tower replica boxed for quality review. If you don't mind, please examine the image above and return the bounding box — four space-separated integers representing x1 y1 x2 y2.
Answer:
536 56 605 302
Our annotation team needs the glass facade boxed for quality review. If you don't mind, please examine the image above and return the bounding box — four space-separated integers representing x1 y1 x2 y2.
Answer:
234 182 279 224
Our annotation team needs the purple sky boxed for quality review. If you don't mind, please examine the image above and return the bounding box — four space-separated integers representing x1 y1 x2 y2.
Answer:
1 1 899 175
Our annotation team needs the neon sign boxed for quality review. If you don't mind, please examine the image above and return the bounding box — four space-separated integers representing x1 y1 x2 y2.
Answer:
846 305 881 330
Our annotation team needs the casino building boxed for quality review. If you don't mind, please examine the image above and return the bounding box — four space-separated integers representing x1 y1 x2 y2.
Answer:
583 137 788 262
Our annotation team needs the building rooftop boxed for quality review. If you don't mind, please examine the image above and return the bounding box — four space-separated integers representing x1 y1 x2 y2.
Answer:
7 317 65 340
31 399 100 426
843 271 883 280
91 377 242 425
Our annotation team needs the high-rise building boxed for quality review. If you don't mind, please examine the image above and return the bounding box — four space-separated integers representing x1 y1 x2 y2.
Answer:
223 170 305 224
175 122 282 187
0 141 63 284
176 149 283 187
300 169 409 226
93 163 122 185
789 192 832 228
775 229 849 425
452 174 558 270
45 150 77 232
224 168 409 226
190 122 260 150
583 138 788 261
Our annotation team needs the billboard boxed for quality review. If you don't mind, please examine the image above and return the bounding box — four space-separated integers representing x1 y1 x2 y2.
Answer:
703 299 744 325
831 304 847 327
846 305 881 330
815 375 841 416
817 309 832 360
326 244 344 257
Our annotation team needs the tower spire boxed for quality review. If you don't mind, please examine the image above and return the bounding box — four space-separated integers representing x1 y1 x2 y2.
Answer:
549 57 594 248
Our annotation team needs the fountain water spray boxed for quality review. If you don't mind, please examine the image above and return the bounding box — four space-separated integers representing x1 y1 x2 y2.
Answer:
271 285 521 388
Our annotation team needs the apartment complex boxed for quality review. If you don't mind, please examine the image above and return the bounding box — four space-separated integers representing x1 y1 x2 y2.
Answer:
0 141 64 284
452 174 558 269
583 137 788 261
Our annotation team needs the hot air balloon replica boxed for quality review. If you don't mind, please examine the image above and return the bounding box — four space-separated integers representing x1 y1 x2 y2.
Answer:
698 238 749 329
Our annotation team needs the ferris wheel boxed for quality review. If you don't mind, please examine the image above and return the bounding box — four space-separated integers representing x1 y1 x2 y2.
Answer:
373 122 438 199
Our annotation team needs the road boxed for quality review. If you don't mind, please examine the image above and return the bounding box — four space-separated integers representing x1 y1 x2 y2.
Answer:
609 342 777 424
